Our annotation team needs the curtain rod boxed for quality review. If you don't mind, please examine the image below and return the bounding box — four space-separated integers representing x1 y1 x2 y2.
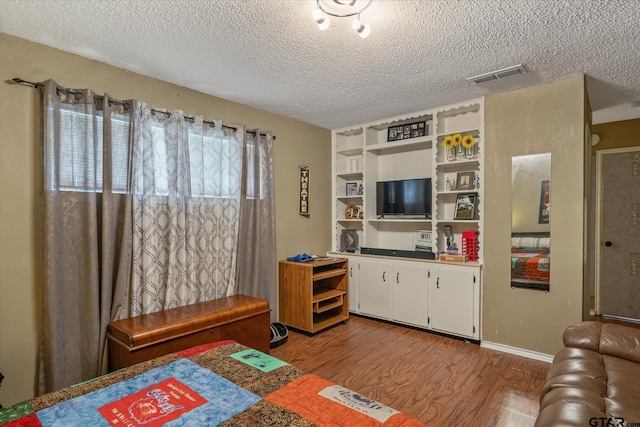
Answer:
11 78 275 140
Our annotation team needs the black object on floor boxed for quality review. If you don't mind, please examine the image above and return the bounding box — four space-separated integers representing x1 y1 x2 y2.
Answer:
270 322 288 348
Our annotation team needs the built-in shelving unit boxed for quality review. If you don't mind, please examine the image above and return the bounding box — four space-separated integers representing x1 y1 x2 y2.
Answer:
332 99 484 261
433 102 483 256
329 101 483 342
334 128 365 251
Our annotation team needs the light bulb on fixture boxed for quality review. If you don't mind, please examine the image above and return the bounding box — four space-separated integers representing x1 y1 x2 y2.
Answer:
313 0 372 36
313 8 331 30
352 15 370 38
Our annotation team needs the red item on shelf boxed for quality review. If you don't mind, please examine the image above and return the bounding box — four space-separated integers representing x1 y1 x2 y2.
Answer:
462 231 479 261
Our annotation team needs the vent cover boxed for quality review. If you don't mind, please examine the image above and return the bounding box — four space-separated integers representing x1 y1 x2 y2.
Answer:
467 64 526 84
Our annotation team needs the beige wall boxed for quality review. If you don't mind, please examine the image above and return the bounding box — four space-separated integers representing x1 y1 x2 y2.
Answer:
592 118 640 154
0 33 331 405
483 76 587 355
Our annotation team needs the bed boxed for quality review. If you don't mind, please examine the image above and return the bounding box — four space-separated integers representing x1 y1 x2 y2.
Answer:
510 232 550 291
0 341 425 426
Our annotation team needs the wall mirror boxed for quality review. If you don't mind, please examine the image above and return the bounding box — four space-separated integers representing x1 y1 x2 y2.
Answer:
511 153 551 291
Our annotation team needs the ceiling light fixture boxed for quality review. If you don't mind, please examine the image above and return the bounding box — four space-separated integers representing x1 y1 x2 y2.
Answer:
313 0 373 38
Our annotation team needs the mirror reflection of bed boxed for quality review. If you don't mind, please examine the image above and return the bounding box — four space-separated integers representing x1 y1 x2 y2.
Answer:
511 232 550 291
511 152 551 291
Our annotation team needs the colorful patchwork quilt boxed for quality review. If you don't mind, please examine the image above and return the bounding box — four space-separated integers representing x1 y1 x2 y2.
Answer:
511 250 550 282
0 341 426 426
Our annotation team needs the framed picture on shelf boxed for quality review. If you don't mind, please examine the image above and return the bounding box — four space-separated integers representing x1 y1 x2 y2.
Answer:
340 229 359 252
386 121 426 142
454 193 477 220
455 171 475 191
346 182 358 196
344 204 362 219
388 128 397 141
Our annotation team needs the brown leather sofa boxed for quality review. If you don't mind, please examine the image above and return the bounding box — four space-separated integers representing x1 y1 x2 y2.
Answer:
535 321 640 426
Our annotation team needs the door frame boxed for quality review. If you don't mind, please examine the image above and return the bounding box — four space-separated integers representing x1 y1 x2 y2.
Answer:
594 146 640 316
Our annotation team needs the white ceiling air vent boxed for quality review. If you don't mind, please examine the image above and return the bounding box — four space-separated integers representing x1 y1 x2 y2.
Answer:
467 64 526 84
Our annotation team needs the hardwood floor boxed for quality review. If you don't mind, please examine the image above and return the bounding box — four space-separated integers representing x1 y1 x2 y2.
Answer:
271 315 550 427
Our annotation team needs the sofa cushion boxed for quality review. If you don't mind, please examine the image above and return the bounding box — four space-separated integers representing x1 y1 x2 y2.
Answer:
541 373 607 398
546 354 607 382
552 346 603 366
539 387 604 412
536 321 640 427
562 321 603 351
603 354 640 417
600 323 640 363
534 402 604 427
603 397 640 422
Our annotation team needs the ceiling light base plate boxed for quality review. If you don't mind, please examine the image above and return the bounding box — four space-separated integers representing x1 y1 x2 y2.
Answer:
317 0 372 17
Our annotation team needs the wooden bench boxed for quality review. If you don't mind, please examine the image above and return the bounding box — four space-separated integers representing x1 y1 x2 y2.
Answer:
107 294 270 371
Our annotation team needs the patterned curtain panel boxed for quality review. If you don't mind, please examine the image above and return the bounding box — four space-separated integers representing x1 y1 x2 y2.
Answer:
39 80 134 393
129 103 244 315
39 84 273 393
236 130 277 321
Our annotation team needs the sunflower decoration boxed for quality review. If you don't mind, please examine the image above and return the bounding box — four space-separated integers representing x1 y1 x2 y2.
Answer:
452 133 462 146
442 135 454 149
462 134 476 148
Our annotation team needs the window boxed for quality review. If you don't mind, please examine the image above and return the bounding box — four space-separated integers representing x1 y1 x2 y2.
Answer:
52 106 248 200
187 125 242 199
53 105 130 193
244 137 268 200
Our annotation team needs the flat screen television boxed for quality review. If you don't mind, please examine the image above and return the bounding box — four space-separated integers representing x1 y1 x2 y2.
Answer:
376 178 432 218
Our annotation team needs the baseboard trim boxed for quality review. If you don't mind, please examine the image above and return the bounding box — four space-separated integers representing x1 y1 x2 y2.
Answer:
481 341 554 363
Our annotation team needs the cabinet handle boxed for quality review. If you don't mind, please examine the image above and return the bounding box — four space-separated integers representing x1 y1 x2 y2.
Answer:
350 267 353 277
437 278 439 289
396 272 399 284
383 271 386 282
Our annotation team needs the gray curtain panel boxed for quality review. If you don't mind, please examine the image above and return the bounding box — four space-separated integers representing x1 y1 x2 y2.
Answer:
39 80 133 394
38 83 277 394
236 131 277 321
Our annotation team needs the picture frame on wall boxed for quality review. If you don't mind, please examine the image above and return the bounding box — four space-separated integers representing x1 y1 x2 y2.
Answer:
454 193 477 220
298 164 310 216
538 180 550 224
455 171 475 191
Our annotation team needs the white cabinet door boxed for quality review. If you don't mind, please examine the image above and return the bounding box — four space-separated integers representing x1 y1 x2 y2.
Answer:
428 265 477 338
358 259 391 319
346 257 359 313
391 260 429 327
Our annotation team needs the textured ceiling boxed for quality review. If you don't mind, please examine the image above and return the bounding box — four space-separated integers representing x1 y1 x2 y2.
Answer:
1 0 639 129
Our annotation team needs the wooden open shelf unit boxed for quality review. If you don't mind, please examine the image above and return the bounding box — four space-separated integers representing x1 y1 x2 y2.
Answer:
278 257 349 334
